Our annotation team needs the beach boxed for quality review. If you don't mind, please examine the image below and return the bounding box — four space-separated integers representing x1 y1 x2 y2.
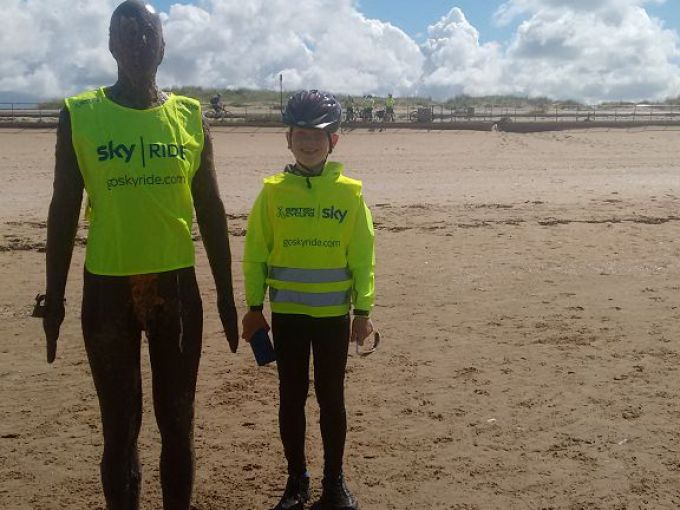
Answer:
1 126 680 509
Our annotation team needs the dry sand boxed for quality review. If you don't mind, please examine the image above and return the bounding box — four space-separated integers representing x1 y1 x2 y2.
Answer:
1 126 680 509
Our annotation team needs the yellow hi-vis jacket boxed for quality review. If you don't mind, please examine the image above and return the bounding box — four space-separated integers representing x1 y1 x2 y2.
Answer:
66 88 203 276
243 161 375 318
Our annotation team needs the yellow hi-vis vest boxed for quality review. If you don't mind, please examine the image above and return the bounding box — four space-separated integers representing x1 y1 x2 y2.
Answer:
65 88 204 276
243 162 375 317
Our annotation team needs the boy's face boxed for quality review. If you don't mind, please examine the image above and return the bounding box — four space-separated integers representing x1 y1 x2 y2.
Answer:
287 127 339 169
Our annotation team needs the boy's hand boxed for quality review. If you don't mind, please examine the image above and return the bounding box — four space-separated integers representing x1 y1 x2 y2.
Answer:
350 316 374 346
242 310 270 342
218 296 239 353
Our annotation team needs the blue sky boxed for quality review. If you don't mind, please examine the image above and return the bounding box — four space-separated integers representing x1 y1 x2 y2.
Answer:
648 3 680 41
357 1 513 43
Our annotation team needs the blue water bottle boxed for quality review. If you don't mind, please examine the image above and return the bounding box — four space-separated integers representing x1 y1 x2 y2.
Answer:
250 329 276 366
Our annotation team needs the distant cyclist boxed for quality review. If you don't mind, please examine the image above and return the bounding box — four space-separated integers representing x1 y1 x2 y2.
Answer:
210 93 225 116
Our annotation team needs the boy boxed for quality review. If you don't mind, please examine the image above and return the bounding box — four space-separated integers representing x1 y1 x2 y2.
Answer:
242 90 376 510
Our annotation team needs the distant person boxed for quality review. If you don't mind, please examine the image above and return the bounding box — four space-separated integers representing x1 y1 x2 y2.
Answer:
345 95 355 122
210 92 224 114
385 93 395 122
40 1 239 509
362 94 374 122
242 90 377 510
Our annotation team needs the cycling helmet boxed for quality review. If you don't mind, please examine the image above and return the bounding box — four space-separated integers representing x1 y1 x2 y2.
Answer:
282 90 342 133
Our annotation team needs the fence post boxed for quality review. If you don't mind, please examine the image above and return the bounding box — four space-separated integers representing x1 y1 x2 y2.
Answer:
555 105 558 123
11 103 14 122
633 104 637 122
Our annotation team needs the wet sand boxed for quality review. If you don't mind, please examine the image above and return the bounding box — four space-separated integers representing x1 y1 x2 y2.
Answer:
1 126 680 509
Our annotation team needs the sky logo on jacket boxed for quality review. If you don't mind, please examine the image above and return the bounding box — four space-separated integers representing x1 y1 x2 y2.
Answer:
96 139 187 166
322 206 347 224
98 141 135 163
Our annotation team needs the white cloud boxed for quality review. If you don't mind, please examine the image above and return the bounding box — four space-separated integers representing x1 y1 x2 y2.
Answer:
418 8 505 98
497 0 680 102
495 0 666 26
0 0 118 98
159 0 423 96
1 0 679 103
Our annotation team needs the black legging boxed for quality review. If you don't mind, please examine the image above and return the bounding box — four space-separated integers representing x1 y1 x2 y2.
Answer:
81 267 203 510
272 312 350 479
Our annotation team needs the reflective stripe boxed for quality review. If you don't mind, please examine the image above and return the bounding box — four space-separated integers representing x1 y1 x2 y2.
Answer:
270 288 350 307
269 266 351 284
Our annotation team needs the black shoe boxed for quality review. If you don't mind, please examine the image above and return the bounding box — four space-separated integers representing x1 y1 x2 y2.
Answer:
272 473 311 510
311 474 359 510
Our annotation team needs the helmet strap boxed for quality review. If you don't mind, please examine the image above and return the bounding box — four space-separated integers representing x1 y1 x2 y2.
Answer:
327 132 334 154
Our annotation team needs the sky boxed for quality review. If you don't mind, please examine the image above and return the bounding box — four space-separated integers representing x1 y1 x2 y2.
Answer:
3 0 680 103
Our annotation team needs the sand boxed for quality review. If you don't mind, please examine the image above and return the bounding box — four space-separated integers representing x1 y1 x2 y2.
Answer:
1 126 680 509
